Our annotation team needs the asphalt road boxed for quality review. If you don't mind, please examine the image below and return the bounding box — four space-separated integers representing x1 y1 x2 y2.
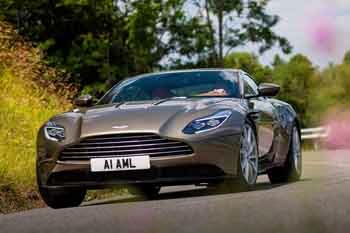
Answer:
1 150 350 233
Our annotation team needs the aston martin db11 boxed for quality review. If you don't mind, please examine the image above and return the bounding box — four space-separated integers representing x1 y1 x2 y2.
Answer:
36 69 302 208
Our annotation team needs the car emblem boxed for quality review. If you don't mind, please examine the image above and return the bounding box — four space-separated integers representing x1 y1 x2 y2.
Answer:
112 125 129 129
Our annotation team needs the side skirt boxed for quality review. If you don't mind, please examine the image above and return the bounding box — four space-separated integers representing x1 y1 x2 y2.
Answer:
258 155 284 175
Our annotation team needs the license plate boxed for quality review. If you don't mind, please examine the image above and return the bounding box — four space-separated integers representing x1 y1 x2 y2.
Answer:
90 156 150 172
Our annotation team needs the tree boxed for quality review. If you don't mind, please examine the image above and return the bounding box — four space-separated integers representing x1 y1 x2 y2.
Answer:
0 0 291 95
343 50 350 64
307 62 350 126
272 54 315 127
0 0 211 95
272 54 285 67
192 0 292 66
126 0 211 72
224 52 271 83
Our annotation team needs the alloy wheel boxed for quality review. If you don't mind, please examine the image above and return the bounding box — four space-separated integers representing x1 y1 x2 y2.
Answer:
292 127 302 175
240 124 258 185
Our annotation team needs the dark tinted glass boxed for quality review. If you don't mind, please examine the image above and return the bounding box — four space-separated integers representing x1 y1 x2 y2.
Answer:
98 71 240 104
242 74 259 96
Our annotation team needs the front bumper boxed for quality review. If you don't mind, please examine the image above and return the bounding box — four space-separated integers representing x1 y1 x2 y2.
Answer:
37 132 241 189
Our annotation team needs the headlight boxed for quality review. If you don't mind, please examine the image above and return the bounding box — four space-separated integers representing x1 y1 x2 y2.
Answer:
44 121 65 141
183 110 232 134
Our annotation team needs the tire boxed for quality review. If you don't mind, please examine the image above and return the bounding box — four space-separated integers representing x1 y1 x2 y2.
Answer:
217 121 259 192
129 185 160 199
39 186 86 209
267 125 302 184
36 160 85 209
236 121 259 189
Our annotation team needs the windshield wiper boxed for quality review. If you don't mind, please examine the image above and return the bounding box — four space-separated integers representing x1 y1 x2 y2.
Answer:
113 102 124 108
154 96 187 105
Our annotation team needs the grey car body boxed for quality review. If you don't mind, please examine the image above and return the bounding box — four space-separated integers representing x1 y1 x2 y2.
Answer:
36 69 301 208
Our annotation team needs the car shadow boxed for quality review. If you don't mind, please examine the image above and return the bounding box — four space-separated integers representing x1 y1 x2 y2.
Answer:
82 178 311 207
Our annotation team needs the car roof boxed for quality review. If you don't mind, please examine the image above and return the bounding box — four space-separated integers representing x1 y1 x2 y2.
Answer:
140 68 242 76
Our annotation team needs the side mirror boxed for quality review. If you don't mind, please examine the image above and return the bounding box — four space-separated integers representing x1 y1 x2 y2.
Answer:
258 83 280 97
74 94 93 107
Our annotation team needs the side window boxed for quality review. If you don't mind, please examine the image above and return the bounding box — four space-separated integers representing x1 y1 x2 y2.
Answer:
242 74 258 96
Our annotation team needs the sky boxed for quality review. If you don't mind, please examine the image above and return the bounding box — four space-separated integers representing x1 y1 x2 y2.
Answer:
257 0 350 67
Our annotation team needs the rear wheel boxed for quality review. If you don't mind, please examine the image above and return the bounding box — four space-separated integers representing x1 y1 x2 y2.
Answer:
39 187 86 209
267 125 302 184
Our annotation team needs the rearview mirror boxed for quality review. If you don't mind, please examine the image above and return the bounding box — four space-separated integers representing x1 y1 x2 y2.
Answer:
74 94 93 107
258 83 280 97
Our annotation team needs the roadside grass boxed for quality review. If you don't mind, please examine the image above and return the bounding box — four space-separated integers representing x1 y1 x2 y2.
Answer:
0 69 68 186
0 70 130 213
0 69 71 212
0 21 131 213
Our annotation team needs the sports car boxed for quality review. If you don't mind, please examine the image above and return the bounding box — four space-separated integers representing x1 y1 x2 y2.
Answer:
36 69 302 208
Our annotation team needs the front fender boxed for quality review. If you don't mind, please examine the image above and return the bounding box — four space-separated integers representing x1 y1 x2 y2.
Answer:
36 113 83 185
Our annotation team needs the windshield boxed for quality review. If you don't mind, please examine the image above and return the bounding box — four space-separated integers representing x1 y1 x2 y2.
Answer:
98 71 240 104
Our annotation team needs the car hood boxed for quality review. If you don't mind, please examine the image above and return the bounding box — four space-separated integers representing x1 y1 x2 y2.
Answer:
50 97 244 141
74 98 240 137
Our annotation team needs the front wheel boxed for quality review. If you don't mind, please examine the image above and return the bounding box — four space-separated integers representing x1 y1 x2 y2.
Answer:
218 122 259 192
237 122 259 188
268 125 302 184
39 187 86 209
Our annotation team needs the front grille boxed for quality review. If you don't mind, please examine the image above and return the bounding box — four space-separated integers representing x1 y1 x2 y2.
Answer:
60 133 193 160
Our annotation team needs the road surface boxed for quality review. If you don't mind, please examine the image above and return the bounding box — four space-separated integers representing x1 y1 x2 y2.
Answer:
1 150 350 233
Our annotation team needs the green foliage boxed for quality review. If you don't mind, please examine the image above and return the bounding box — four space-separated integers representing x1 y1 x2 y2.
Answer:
65 33 116 86
0 0 290 92
271 54 285 67
126 0 211 71
343 50 350 64
0 70 70 189
0 23 127 211
309 61 350 125
271 54 315 127
193 0 292 64
223 52 272 83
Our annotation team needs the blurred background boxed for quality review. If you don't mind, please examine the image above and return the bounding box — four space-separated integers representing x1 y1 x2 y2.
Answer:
0 0 349 213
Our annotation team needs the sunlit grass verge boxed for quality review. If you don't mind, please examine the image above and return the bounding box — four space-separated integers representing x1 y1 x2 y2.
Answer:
0 69 71 213
0 70 131 213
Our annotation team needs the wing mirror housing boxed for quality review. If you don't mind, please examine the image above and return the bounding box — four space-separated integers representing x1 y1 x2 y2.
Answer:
74 94 94 107
258 83 280 97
